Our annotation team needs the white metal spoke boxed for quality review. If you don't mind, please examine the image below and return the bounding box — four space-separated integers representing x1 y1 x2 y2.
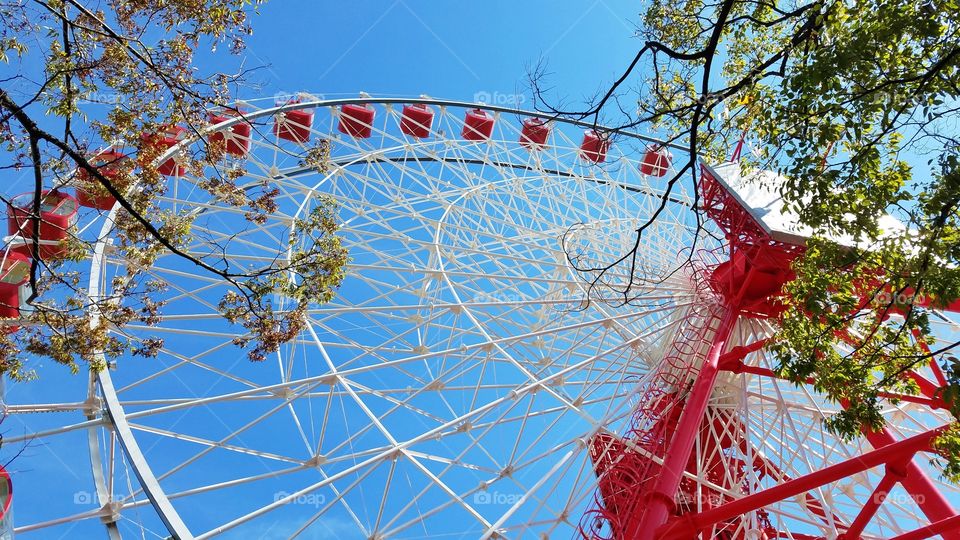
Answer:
12 97 956 540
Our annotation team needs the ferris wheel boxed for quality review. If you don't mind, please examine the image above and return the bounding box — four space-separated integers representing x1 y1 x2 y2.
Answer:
4 96 960 540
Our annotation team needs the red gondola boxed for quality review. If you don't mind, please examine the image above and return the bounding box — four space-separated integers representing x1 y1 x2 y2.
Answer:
208 108 253 157
141 126 188 176
0 251 30 321
400 104 434 138
274 102 315 143
75 150 129 210
640 145 672 177
520 117 550 149
462 109 495 141
7 190 78 259
580 130 609 163
338 104 376 139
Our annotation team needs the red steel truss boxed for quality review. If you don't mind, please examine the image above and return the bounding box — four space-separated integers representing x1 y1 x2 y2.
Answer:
579 164 960 539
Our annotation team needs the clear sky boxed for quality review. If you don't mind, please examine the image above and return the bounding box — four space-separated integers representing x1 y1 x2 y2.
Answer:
2 1 647 195
219 1 643 116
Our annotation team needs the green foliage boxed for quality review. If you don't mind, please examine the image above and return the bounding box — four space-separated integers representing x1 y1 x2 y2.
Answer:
219 200 348 362
933 423 960 482
0 1 348 378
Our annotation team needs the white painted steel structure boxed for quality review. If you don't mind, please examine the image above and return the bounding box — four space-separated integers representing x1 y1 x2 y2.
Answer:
5 97 960 539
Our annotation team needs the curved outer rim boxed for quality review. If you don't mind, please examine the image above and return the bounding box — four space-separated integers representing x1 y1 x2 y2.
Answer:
85 368 122 540
84 96 685 539
88 211 193 540
208 96 688 152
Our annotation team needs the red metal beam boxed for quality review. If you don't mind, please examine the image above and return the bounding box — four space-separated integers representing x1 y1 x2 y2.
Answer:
720 351 958 537
839 464 905 539
656 428 943 540
913 328 949 387
862 428 960 540
716 338 770 369
725 363 945 409
890 514 960 540
629 306 739 540
739 437 848 532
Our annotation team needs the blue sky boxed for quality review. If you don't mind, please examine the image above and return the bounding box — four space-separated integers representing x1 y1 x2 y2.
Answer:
230 0 643 113
5 1 647 195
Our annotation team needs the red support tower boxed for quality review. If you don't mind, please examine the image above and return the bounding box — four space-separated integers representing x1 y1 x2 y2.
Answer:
580 162 960 539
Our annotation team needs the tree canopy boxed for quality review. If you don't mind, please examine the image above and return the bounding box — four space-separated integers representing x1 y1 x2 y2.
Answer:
536 0 960 478
0 0 346 379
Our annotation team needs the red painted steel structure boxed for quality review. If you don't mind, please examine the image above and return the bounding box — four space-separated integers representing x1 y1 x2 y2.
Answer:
579 163 960 539
657 429 943 539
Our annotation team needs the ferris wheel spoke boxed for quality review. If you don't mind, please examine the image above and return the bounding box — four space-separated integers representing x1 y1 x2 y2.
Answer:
363 155 454 213
16 98 849 538
134 267 229 314
137 461 311 507
313 298 670 374
154 191 296 225
3 401 89 414
185 225 290 261
108 261 225 286
378 417 574 537
146 379 328 484
3 416 106 444
119 324 248 342
128 422 302 464
114 339 257 395
479 448 580 539
189 390 548 538
279 467 378 540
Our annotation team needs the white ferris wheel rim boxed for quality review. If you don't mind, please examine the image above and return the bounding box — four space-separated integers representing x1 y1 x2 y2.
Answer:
4 96 960 540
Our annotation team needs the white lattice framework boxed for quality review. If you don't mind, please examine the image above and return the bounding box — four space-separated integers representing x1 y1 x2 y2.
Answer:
4 97 960 539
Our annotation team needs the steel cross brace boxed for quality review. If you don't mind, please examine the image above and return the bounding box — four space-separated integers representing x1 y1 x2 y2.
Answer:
629 306 740 540
655 427 945 539
718 354 959 539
